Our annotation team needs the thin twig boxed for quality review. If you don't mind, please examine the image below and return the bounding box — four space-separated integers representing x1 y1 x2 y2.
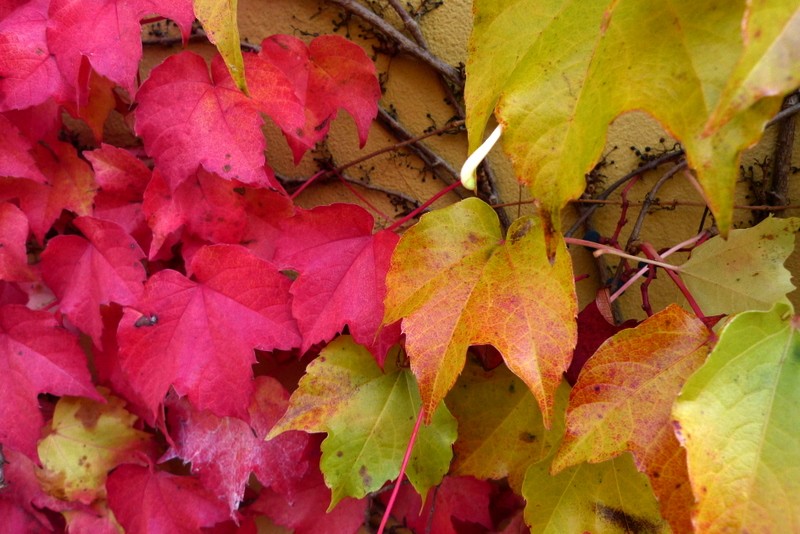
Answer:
625 161 689 248
327 0 463 85
386 0 428 46
765 98 800 127
764 90 798 219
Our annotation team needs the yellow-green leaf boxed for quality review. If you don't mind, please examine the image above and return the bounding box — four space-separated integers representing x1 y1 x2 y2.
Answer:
707 3 800 130
680 216 800 316
672 301 800 533
384 198 577 428
37 389 154 503
553 305 710 533
467 0 789 235
269 336 456 508
193 0 248 93
447 360 566 492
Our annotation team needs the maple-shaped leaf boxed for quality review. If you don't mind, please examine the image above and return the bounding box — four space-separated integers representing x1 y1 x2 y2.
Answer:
250 450 368 534
257 35 381 162
523 450 669 534
135 52 297 189
383 476 494 534
0 113 47 183
107 464 229 534
47 0 194 97
679 216 800 316
673 301 800 532
0 202 34 282
41 216 146 346
85 144 152 248
194 0 247 93
566 300 638 385
0 139 96 241
37 389 155 504
384 198 577 426
163 376 310 513
446 360 564 492
269 336 456 507
552 305 711 534
0 0 72 111
272 203 400 362
707 5 800 129
116 244 300 424
466 1 788 236
142 168 248 259
0 446 73 532
0 305 101 459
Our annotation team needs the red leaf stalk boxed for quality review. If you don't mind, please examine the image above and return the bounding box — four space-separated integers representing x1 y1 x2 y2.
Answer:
378 406 424 534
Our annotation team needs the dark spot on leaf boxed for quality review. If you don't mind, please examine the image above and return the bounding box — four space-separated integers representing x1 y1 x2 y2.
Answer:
509 219 533 243
508 382 516 394
336 451 343 457
233 187 245 195
75 403 103 429
223 164 232 172
593 385 601 392
519 432 537 443
224 153 231 159
295 128 304 137
359 465 372 488
134 314 158 328
467 232 479 244
594 503 660 534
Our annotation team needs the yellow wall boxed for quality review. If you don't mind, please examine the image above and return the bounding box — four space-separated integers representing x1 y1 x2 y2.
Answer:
141 0 800 320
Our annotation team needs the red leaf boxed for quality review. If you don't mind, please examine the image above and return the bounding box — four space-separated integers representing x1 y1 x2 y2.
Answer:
272 203 400 362
85 144 152 249
0 0 72 110
135 52 286 189
116 245 300 424
565 300 638 385
143 169 248 259
0 113 47 183
47 0 194 96
0 280 28 305
164 377 310 513
41 216 146 346
251 453 367 534
107 464 229 534
0 305 100 459
258 35 380 162
0 202 34 282
383 476 494 534
62 70 116 141
0 140 96 241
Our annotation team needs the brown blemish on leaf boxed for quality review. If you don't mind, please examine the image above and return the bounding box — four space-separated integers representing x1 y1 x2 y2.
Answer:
519 432 537 443
594 503 660 534
74 403 103 429
359 465 372 488
509 219 533 244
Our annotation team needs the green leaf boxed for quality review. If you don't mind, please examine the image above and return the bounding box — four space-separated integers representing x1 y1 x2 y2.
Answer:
466 0 791 235
680 217 800 316
522 387 668 533
193 0 248 94
672 302 800 532
269 336 456 508
384 198 577 428
446 360 566 492
707 4 800 130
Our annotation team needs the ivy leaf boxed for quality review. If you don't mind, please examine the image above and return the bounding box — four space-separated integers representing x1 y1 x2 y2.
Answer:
36 389 155 504
552 305 711 533
41 216 147 346
679 216 800 316
384 198 577 427
523 450 669 534
0 305 100 460
0 0 72 111
142 169 248 259
107 464 229 534
163 376 310 513
47 0 194 96
134 52 287 189
0 113 47 183
194 0 247 93
707 5 800 129
672 302 800 532
0 447 69 532
257 35 381 163
272 203 401 362
116 244 300 424
382 476 494 534
0 202 34 282
446 360 563 492
467 1 789 235
269 336 457 508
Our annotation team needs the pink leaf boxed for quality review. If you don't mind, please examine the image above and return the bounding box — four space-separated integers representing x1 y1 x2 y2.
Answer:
0 305 100 459
0 113 48 183
116 245 300 424
41 216 146 346
0 202 34 282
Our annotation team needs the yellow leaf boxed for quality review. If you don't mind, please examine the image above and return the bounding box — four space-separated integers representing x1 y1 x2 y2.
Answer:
193 0 248 94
